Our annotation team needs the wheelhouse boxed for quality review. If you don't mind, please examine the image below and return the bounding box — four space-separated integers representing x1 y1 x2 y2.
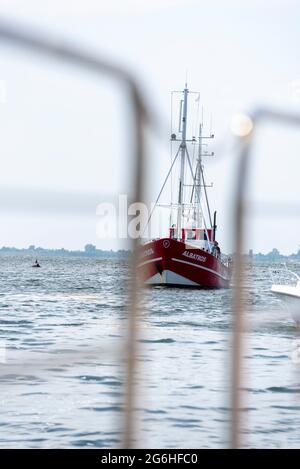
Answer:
169 227 213 242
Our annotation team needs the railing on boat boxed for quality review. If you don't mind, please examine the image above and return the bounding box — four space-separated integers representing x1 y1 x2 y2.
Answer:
169 227 213 241
270 266 300 287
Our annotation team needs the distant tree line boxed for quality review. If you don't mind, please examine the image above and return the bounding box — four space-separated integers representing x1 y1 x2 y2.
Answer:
1 245 299 261
0 244 130 258
250 247 300 262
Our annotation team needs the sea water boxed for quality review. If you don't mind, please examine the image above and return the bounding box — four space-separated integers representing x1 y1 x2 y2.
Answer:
0 254 300 448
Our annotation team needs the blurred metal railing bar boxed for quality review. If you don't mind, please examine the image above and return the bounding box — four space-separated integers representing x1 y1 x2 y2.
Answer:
231 107 300 449
124 86 145 449
231 132 253 449
0 18 151 449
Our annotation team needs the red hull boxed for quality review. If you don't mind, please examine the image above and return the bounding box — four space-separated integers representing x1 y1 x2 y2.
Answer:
137 238 230 288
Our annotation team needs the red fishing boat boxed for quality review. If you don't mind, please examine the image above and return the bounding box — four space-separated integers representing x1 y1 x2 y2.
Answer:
138 84 231 288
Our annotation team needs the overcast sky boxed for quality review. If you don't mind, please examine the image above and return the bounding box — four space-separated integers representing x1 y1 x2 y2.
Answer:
0 0 299 253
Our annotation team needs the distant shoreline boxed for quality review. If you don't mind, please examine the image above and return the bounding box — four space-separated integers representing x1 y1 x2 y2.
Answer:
0 245 299 262
0 245 130 258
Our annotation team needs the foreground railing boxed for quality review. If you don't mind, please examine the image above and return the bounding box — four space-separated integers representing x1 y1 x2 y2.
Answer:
0 18 151 449
231 108 300 448
0 18 300 449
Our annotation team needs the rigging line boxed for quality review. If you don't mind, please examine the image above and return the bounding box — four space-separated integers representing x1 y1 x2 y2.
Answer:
186 148 195 218
191 92 200 141
185 147 212 252
194 93 200 142
170 144 173 227
189 162 198 204
190 95 200 180
170 92 174 221
191 96 196 141
191 138 196 163
189 115 200 221
142 145 181 237
187 159 198 222
201 166 213 228
189 150 197 214
186 101 197 216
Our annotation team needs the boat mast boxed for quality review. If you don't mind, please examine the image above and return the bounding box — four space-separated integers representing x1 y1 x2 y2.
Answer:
177 84 188 237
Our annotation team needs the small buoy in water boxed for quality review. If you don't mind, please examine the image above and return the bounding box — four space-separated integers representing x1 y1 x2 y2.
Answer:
32 259 41 268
